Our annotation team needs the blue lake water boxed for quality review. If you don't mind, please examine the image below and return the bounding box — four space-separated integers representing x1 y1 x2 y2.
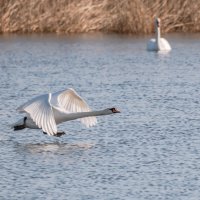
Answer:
0 33 200 199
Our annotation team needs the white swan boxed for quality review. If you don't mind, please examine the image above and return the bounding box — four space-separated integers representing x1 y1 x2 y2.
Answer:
13 88 120 137
147 18 171 51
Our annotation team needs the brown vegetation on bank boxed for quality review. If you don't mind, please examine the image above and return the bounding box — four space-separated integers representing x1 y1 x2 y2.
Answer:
0 0 200 34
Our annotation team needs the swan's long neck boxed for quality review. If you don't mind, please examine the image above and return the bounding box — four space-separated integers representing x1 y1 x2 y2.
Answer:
69 110 109 120
156 25 161 50
57 109 111 124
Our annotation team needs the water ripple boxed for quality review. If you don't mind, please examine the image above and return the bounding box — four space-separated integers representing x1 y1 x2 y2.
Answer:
0 33 200 200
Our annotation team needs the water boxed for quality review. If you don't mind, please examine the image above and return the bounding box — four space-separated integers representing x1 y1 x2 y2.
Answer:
0 33 200 200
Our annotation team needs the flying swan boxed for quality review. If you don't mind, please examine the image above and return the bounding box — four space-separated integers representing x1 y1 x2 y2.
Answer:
147 17 171 51
13 88 120 137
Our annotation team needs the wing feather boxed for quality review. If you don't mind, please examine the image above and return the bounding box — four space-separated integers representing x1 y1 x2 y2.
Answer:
52 88 97 127
17 93 57 136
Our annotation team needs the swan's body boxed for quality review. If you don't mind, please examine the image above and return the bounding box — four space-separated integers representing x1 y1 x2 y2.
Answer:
13 88 120 137
147 18 171 51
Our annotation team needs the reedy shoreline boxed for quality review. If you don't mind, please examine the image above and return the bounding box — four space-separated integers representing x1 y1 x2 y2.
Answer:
1 0 200 34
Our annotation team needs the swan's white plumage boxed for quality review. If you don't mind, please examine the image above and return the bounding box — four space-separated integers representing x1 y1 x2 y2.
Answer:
158 38 171 51
147 38 171 51
17 88 97 135
147 18 171 52
18 93 57 135
51 88 97 127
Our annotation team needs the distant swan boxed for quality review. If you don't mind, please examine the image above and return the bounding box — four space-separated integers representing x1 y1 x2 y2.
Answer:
13 88 120 137
147 18 171 51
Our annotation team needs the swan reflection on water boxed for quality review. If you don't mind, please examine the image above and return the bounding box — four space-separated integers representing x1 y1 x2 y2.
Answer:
24 142 95 154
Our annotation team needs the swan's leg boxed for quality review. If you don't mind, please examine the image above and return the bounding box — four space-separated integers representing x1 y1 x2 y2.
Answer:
54 131 66 137
43 132 47 135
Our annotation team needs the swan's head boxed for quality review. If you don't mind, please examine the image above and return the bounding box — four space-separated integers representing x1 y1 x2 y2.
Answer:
155 18 161 28
108 107 120 114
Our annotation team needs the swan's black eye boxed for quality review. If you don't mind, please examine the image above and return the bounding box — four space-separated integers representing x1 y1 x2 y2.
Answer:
109 108 115 112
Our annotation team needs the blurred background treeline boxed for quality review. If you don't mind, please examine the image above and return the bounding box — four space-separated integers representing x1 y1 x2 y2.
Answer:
0 0 200 34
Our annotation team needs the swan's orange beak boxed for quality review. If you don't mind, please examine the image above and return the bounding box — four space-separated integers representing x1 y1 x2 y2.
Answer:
110 107 121 113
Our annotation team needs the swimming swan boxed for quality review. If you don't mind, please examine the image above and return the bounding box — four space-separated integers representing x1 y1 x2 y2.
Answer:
13 88 120 137
147 18 171 51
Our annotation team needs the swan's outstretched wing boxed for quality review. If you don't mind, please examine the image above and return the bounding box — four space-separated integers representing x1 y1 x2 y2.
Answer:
17 93 57 136
52 88 97 127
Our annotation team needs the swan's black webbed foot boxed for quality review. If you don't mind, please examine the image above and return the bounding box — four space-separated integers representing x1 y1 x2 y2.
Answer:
54 131 66 137
14 117 27 131
43 131 65 137
14 124 25 131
